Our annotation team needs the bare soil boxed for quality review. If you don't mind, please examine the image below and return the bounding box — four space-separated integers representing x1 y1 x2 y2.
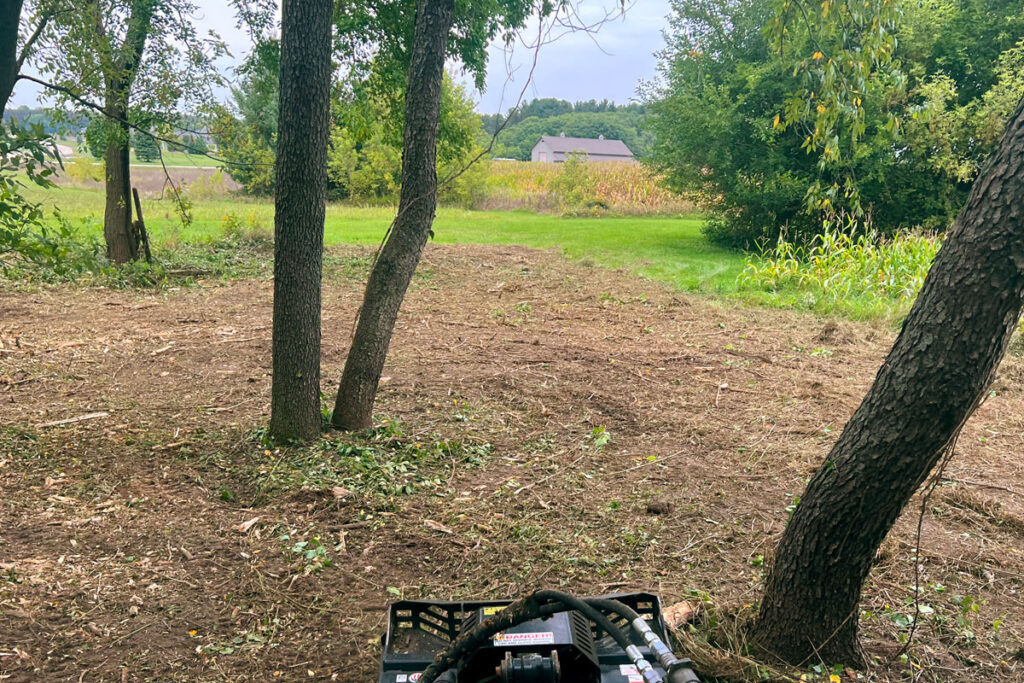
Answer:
1 244 1022 682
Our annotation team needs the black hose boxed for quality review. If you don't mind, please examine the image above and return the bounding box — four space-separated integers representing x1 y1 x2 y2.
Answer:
417 590 644 683
417 594 563 683
585 596 643 622
533 590 637 654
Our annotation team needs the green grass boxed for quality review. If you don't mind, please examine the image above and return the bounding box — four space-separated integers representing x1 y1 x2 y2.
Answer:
24 184 743 293
127 150 223 167
18 183 921 320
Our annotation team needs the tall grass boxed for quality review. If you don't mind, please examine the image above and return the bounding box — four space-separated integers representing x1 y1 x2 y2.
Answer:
739 224 942 318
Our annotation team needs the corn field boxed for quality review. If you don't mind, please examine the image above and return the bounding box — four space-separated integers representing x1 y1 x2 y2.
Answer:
739 225 943 309
480 161 692 215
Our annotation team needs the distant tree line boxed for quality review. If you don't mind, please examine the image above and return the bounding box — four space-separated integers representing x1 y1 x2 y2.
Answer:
2 105 86 134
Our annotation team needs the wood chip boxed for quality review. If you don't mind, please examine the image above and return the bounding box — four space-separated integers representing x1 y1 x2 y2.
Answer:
663 601 699 629
151 441 189 452
331 486 351 500
424 519 454 535
234 516 260 534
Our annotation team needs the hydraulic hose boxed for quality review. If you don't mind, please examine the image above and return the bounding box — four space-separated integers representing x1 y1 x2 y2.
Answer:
585 597 701 683
417 590 657 683
534 590 663 683
417 594 562 683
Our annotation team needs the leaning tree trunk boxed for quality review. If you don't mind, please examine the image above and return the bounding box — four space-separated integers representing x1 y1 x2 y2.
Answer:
102 99 138 264
331 0 455 431
753 96 1024 667
0 0 24 118
268 0 333 442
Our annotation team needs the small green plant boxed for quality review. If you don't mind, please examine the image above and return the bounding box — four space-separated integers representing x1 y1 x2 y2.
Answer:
584 426 611 450
287 536 333 574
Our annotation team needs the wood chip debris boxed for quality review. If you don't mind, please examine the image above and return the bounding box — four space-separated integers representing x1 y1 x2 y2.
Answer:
423 519 454 535
234 516 260 534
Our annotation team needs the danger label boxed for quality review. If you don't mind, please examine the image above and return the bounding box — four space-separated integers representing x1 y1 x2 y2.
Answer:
492 631 555 646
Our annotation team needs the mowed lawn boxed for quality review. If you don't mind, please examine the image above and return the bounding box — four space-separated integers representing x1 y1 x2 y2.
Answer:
28 183 744 292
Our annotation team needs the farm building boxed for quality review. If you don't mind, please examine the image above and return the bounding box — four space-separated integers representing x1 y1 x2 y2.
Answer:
530 133 635 163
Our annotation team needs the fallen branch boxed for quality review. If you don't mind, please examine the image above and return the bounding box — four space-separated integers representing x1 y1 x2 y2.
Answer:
35 412 109 428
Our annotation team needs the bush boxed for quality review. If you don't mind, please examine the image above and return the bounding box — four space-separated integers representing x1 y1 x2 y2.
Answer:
184 169 229 199
63 156 104 184
548 153 600 216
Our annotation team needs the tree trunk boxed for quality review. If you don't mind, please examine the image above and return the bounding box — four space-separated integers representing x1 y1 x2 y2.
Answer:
268 0 333 442
753 96 1024 667
103 99 138 264
331 0 455 431
0 0 24 118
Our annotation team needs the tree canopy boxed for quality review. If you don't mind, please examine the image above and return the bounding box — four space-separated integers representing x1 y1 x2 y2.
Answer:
646 0 1024 248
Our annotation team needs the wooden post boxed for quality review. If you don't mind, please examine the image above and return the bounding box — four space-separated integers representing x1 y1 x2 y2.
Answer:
131 187 153 263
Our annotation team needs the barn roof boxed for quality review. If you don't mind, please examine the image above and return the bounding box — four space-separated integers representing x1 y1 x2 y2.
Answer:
535 134 634 157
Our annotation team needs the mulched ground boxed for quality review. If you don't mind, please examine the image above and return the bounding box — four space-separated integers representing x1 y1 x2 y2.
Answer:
1 244 1022 682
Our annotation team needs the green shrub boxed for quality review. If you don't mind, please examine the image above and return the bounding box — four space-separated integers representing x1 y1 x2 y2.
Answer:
548 152 599 216
63 156 104 184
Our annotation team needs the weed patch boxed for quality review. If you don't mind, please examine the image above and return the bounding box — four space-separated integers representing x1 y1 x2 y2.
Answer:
238 424 494 502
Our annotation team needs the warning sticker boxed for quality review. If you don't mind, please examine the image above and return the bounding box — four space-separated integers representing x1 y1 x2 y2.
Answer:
492 631 555 646
482 606 506 616
620 664 642 682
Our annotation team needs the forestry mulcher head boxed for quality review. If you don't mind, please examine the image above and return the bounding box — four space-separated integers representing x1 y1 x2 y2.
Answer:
378 590 701 683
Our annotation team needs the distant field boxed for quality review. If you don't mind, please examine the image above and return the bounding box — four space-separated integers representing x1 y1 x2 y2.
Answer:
482 160 692 215
21 182 917 319
24 183 741 293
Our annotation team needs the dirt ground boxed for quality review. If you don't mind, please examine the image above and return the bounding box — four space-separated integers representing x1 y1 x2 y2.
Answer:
1 244 1022 682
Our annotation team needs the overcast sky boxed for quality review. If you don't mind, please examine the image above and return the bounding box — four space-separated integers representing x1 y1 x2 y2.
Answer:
10 0 670 115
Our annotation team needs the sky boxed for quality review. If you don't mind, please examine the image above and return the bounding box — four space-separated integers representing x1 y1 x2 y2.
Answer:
9 0 672 116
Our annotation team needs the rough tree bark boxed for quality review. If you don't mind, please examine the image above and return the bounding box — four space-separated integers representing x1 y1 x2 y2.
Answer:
753 96 1024 667
100 1 154 264
103 99 137 263
331 0 455 431
268 0 333 441
0 0 24 117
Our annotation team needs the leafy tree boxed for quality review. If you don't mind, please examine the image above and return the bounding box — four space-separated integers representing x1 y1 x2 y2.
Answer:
210 38 279 194
36 0 229 262
647 0 1024 248
83 115 108 158
131 126 159 161
326 74 486 203
1 0 56 118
